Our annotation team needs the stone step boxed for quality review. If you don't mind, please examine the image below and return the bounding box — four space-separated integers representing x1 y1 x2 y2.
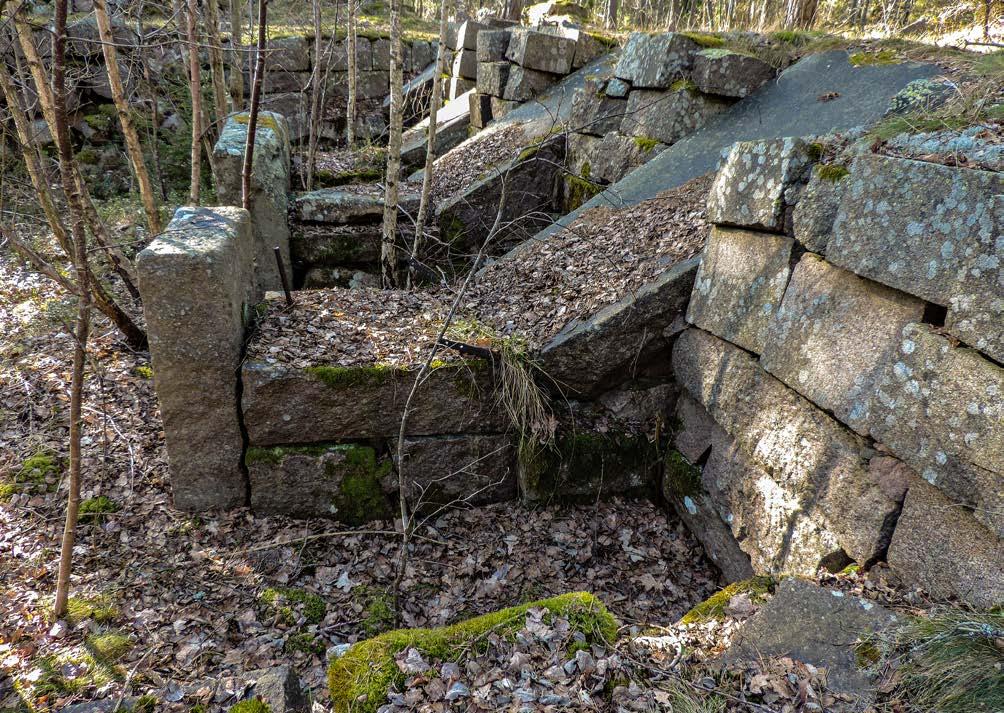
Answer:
291 187 421 224
291 223 383 266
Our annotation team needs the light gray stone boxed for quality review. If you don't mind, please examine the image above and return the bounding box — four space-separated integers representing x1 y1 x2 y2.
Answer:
621 86 729 145
412 40 436 69
401 92 473 168
476 61 510 97
456 20 489 51
292 188 419 224
613 32 699 89
604 77 629 97
672 328 903 565
708 137 813 232
249 666 309 713
506 28 576 74
263 36 310 72
791 164 847 253
686 226 793 355
136 207 254 511
887 478 1003 609
762 255 926 435
477 29 512 62
212 112 291 296
393 434 518 507
259 92 310 140
570 80 626 136
452 48 478 80
261 70 312 94
868 322 1004 536
67 15 135 57
490 96 519 120
691 48 774 98
571 31 608 69
502 65 558 101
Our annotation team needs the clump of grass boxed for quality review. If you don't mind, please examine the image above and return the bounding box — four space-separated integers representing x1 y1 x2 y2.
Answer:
259 587 326 626
86 629 133 663
679 31 725 48
633 136 660 152
65 594 119 625
870 608 1003 713
79 495 120 524
229 700 272 713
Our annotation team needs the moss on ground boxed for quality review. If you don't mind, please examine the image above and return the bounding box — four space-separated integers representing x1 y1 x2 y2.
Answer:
134 365 154 379
355 586 396 637
228 700 272 713
79 496 120 524
85 629 133 663
284 632 326 656
328 592 617 713
259 587 327 626
816 163 850 182
664 450 702 499
849 48 900 66
65 594 119 625
18 451 58 486
680 576 775 625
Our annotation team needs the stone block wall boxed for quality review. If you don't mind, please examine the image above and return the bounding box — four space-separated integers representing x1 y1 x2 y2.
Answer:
667 137 1003 608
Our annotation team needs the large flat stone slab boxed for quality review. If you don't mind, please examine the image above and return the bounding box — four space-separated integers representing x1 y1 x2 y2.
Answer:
686 226 793 355
613 32 699 89
401 90 474 169
393 434 518 507
762 254 925 435
621 87 729 146
292 188 420 224
502 65 559 101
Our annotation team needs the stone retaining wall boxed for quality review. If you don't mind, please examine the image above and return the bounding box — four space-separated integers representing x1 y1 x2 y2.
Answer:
666 137 1003 608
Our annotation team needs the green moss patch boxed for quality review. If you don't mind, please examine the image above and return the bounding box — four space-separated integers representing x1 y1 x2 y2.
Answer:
284 632 326 656
79 496 120 524
331 446 393 525
849 49 900 66
670 78 699 94
565 173 603 212
632 136 660 152
65 594 119 625
356 586 396 637
664 450 702 499
328 592 617 713
679 31 725 48
18 451 59 486
679 576 775 625
134 365 154 379
229 700 272 713
259 587 327 626
305 364 401 389
815 163 849 182
85 629 133 663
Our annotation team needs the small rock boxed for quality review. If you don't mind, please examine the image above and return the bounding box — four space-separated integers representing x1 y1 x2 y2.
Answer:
444 681 470 700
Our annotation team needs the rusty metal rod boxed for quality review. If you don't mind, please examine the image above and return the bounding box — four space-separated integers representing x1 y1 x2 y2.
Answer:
274 246 294 306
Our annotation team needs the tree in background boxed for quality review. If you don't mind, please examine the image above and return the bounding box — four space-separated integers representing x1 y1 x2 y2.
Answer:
381 0 404 287
185 0 202 204
346 0 358 147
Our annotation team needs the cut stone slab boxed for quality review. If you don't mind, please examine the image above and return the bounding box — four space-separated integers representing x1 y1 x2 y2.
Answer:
692 48 775 98
477 29 512 62
456 20 489 51
686 226 793 355
613 32 700 89
411 40 436 70
724 578 898 706
262 36 310 72
476 61 510 97
672 328 903 565
371 38 391 70
242 361 505 444
576 131 665 185
452 48 478 80
301 267 380 289
887 478 1004 609
490 96 520 120
449 76 476 100
621 87 730 146
291 188 420 224
791 164 847 253
570 80 626 136
707 137 813 232
571 32 609 70
259 92 309 141
393 434 518 507
290 223 382 267
868 322 1004 537
502 65 559 102
213 111 291 296
322 37 373 72
401 90 474 168
540 258 699 395
247 443 394 522
506 28 576 75
136 207 254 511
261 70 312 94
762 254 926 435
469 92 494 129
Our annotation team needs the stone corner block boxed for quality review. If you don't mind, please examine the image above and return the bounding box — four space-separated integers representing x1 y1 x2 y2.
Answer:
506 28 576 75
613 32 700 89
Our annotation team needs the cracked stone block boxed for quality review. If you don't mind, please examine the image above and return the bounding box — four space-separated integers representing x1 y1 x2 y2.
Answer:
707 137 813 232
452 48 478 80
686 226 793 355
477 29 512 62
136 207 254 511
672 328 902 565
888 478 1003 609
576 131 665 184
476 61 510 97
469 92 493 129
868 322 1004 537
621 86 729 145
502 65 559 102
393 434 518 507
213 112 291 296
613 32 700 89
762 254 925 435
506 28 576 74
570 80 627 136
571 32 608 69
691 48 774 98
791 165 847 253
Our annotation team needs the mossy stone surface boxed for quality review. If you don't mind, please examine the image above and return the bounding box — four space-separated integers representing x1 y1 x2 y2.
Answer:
680 576 775 624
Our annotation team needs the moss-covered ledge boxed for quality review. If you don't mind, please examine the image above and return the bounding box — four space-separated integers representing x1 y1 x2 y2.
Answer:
327 592 618 713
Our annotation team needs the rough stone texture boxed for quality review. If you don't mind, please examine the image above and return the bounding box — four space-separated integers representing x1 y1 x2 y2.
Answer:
448 75 476 100
213 112 291 296
469 92 494 129
242 361 504 444
248 444 393 521
392 434 518 507
672 328 903 566
577 131 665 184
136 207 254 511
322 37 373 72
371 38 391 71
292 188 420 224
477 29 512 62
456 20 489 51
290 224 382 268
724 578 898 705
259 92 310 141
490 96 520 120
263 36 310 72
691 48 775 98
827 156 1003 357
502 65 559 102
791 166 846 253
570 81 626 136
621 87 730 146
868 322 1004 537
452 48 478 80
571 32 608 69
540 258 699 395
248 666 309 713
707 137 813 232
887 478 1004 609
401 91 473 168
604 77 629 97
412 40 436 70
613 32 699 89
67 15 135 57
686 226 793 355
476 61 510 97
762 255 926 435
261 70 312 94
506 29 576 75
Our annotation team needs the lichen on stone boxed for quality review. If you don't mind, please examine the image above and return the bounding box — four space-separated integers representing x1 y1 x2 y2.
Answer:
664 450 702 498
815 163 850 182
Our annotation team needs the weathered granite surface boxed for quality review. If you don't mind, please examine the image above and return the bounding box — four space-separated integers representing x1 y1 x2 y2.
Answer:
691 48 775 98
477 61 510 96
392 434 517 506
613 32 699 89
502 65 559 101
791 164 846 253
506 28 576 74
570 80 627 136
621 87 729 145
292 188 420 224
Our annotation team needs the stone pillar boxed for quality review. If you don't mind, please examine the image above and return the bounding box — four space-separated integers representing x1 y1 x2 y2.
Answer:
137 206 255 510
212 111 292 297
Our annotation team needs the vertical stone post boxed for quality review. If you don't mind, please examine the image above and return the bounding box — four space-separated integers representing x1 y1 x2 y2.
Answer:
212 111 292 297
137 206 255 510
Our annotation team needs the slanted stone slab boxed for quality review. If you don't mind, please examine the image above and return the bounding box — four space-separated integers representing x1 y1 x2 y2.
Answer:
290 223 382 267
452 48 478 80
887 478 1004 609
868 322 1004 537
502 65 558 101
292 188 420 224
570 80 626 136
476 61 510 96
621 86 729 146
213 112 292 296
791 164 847 253
540 258 699 395
394 434 518 506
724 578 898 704
136 207 254 511
401 90 474 168
247 443 394 522
613 32 699 89
672 328 902 565
477 29 512 62
707 137 813 232
578 131 665 184
762 255 925 435
691 48 774 98
686 226 793 355
456 20 489 51
506 29 576 75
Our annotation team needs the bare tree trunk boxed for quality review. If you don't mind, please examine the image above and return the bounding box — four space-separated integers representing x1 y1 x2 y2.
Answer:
503 0 524 21
52 0 93 621
605 0 619 28
243 0 268 210
784 0 818 27
186 0 203 204
306 0 323 190
407 0 448 288
381 0 403 287
346 0 357 146
93 0 161 233
229 0 245 108
205 0 230 130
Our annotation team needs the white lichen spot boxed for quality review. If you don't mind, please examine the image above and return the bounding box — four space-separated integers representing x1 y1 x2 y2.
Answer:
683 496 697 515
